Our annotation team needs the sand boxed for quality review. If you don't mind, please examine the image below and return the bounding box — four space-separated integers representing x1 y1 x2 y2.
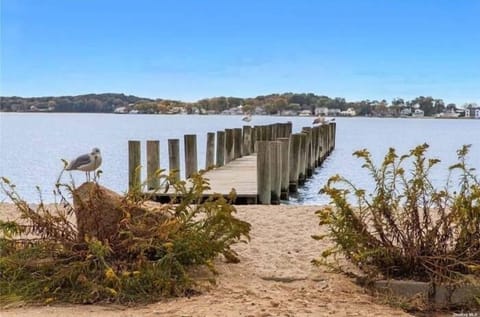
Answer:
0 203 413 317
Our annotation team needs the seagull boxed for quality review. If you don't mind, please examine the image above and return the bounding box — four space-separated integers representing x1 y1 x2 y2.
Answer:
242 114 252 122
66 148 102 182
312 116 327 125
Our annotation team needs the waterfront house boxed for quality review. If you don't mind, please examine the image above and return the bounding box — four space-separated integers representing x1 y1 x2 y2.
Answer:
412 109 424 117
314 107 329 116
465 107 480 118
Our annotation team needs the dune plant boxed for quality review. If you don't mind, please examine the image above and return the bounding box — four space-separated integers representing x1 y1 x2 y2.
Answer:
315 144 480 290
0 170 250 305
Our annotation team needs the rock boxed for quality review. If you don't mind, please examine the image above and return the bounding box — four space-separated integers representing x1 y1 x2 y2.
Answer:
72 182 170 243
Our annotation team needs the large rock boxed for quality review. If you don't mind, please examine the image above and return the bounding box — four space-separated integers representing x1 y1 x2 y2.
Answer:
72 182 170 243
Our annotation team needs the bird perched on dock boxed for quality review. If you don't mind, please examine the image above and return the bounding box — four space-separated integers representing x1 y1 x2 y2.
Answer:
242 114 252 122
313 116 334 125
312 116 327 125
65 147 102 182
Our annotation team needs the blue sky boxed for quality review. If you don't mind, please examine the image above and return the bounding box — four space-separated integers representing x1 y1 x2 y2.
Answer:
1 0 479 104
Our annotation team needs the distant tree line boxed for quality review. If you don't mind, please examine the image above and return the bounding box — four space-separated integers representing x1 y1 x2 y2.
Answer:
0 93 149 112
1 92 476 116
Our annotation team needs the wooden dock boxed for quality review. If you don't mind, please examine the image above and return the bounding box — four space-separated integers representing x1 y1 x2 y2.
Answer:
152 154 259 204
129 121 336 205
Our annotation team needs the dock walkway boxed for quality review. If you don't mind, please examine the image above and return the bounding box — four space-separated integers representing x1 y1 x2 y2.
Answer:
152 154 258 204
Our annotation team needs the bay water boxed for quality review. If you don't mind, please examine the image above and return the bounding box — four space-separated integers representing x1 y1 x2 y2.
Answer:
1 113 479 204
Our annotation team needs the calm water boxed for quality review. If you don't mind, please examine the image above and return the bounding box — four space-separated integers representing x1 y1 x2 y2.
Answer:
1 113 479 204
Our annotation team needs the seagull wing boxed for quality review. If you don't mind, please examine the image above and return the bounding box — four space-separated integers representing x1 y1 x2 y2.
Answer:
66 153 91 170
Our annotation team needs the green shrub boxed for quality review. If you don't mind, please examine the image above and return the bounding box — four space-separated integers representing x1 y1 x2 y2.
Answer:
0 171 250 305
316 144 480 286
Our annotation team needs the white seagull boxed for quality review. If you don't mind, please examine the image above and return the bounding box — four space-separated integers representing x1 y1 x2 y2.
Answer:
66 148 102 182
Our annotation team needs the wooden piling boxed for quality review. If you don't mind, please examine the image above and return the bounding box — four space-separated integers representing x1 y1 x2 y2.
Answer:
277 137 290 200
184 134 198 178
298 133 307 184
216 130 225 167
257 140 271 205
251 126 257 153
168 139 180 181
225 128 234 164
206 132 215 169
302 127 313 177
269 141 282 204
146 140 160 190
128 140 141 190
289 134 302 192
233 128 243 159
242 125 252 156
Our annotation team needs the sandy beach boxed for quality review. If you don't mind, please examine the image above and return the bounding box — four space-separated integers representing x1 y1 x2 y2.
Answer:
0 203 414 317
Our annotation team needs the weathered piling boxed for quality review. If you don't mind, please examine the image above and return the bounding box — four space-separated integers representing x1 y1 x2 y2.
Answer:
269 141 282 204
289 133 302 192
243 125 252 156
225 128 234 164
233 128 243 159
184 134 197 178
128 140 141 190
216 131 225 167
251 126 256 153
168 139 180 181
298 133 307 184
206 132 215 169
277 137 290 200
146 140 160 189
301 127 313 177
257 140 271 204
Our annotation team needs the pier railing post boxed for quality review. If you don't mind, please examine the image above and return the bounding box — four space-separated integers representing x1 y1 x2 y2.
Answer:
206 132 215 169
146 140 160 190
184 134 198 179
257 140 271 204
251 126 257 153
128 140 141 190
168 139 180 182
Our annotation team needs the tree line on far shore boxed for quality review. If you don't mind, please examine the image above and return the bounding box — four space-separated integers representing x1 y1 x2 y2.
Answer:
0 92 477 117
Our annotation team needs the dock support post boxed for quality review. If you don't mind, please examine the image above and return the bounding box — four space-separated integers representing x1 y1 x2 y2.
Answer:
302 127 313 177
242 125 252 156
225 128 234 164
278 137 290 200
257 140 271 205
128 140 141 190
216 131 225 167
233 128 243 159
184 134 198 179
289 134 302 192
206 132 215 169
269 141 282 205
168 139 180 182
146 140 160 190
298 133 307 184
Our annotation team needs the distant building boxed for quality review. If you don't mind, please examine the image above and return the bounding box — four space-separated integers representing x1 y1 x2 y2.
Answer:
400 108 412 116
114 106 128 113
328 108 341 116
412 109 424 117
340 108 356 116
465 107 480 119
298 110 312 116
314 107 329 116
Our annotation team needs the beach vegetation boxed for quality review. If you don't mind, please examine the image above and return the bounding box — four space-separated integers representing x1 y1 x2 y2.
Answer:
316 144 480 307
0 171 250 305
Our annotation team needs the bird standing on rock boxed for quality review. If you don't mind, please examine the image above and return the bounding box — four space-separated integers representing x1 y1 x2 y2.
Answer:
66 148 102 182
